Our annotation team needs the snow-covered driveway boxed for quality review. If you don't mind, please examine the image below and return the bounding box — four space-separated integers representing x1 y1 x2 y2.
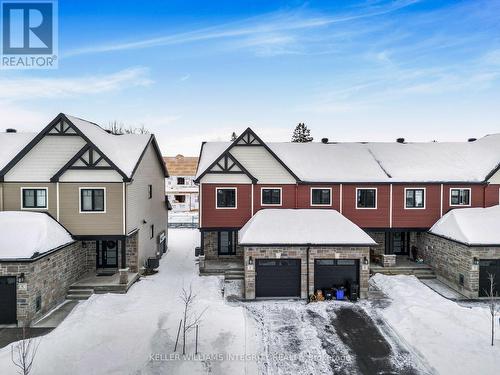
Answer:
0 229 255 375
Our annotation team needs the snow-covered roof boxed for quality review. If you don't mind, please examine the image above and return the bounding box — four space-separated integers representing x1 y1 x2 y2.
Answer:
65 115 152 177
238 209 376 246
196 133 500 183
0 132 36 170
429 205 500 246
0 212 74 260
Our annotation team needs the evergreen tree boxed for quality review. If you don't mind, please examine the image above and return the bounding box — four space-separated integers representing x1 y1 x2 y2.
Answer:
291 123 313 142
231 132 238 141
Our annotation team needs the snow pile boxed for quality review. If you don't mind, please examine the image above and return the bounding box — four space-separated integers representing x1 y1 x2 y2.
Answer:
430 205 500 245
65 114 152 177
0 211 74 259
239 209 376 246
371 274 500 375
0 229 255 375
0 132 36 170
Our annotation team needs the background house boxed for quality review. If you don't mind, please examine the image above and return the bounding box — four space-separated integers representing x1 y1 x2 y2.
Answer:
164 154 199 212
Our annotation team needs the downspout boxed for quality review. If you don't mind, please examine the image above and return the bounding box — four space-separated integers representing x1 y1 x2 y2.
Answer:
440 184 443 217
251 183 254 216
306 246 310 303
340 184 343 214
389 184 393 228
295 183 298 208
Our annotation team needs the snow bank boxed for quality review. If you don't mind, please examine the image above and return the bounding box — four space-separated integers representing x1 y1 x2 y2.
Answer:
371 274 500 375
0 211 74 259
430 205 500 245
239 209 376 246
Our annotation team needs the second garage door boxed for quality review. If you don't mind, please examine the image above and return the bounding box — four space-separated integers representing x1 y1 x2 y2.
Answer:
479 260 500 297
0 276 17 325
314 259 359 291
255 259 301 298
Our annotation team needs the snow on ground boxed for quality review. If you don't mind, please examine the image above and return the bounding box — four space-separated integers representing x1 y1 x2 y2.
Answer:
0 229 256 375
371 274 500 375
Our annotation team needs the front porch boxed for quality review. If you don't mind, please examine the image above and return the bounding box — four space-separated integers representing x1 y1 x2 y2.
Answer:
67 271 140 300
370 255 436 279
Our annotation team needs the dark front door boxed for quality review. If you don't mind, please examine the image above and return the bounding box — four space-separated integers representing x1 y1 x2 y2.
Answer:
314 259 359 291
0 277 17 324
479 260 500 297
386 232 409 255
97 240 119 268
255 259 301 298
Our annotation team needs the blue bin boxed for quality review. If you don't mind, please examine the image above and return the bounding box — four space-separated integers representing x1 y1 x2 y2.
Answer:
336 288 345 300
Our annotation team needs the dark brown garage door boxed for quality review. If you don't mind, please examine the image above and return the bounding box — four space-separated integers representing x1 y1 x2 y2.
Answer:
255 259 301 298
314 259 359 291
479 260 500 297
0 276 17 324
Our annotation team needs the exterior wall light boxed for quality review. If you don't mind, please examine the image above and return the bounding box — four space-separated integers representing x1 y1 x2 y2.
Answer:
248 256 253 265
18 272 25 283
473 257 479 265
363 256 369 265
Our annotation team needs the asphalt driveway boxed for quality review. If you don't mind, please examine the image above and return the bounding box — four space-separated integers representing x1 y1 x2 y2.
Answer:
0 327 52 349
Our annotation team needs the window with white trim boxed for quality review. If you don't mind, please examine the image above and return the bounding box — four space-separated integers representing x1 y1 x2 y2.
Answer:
216 188 236 208
261 188 281 205
356 188 376 208
311 188 331 206
450 188 470 206
405 188 425 208
81 189 105 212
22 188 47 209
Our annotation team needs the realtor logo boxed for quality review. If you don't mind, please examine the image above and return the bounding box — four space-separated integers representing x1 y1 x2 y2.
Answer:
1 0 58 68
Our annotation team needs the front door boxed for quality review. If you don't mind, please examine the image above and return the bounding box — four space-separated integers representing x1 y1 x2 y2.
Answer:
97 240 118 268
0 276 17 324
386 232 409 255
479 260 500 297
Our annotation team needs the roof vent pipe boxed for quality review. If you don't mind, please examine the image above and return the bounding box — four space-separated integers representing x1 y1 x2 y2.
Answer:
5 128 17 133
396 137 405 143
468 138 477 142
321 138 329 144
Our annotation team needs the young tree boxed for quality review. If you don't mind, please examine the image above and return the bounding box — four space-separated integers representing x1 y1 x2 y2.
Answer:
179 284 207 355
291 123 313 143
485 273 498 346
11 320 41 375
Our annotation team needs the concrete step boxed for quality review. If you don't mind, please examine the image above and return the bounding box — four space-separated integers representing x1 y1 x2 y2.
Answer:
66 293 93 301
225 274 245 280
66 288 94 301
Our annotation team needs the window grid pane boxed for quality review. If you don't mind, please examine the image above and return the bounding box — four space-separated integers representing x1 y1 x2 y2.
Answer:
358 189 376 208
217 189 236 208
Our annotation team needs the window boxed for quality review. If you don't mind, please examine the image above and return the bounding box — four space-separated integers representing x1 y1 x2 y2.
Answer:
150 225 154 239
218 231 236 255
36 294 42 312
216 188 236 208
21 188 47 209
261 188 281 205
356 188 377 208
450 188 470 206
311 188 332 206
148 185 152 199
174 195 186 203
177 177 185 185
405 188 425 209
80 188 105 212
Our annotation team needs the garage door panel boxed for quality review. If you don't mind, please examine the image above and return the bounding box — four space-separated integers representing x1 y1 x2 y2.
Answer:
479 260 500 297
256 259 301 298
0 276 17 324
314 259 359 291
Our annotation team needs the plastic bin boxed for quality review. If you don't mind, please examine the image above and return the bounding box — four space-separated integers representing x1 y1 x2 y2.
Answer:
336 288 345 300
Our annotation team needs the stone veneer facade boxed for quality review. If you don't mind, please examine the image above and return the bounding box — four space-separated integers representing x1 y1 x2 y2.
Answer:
126 232 139 272
243 246 370 300
202 231 244 260
0 241 92 326
418 232 500 298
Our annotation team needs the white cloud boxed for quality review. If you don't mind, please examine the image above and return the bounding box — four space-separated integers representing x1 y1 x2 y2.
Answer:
0 67 152 101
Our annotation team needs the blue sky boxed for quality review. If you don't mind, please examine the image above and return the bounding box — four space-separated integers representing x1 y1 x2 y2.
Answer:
1 0 500 155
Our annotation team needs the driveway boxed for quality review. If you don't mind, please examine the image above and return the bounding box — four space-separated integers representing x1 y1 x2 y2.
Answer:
0 327 53 349
246 301 431 375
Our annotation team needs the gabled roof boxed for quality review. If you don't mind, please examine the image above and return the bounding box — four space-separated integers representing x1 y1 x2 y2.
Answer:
0 132 36 170
0 211 74 260
196 130 500 183
0 113 168 181
430 205 500 246
164 155 198 176
239 209 377 246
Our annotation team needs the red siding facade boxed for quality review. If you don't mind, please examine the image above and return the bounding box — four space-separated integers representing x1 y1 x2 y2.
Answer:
201 184 252 228
341 185 390 228
392 184 441 228
485 184 500 207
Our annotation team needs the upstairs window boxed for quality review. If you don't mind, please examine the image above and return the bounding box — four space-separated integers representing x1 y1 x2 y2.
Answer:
356 188 377 208
80 188 105 212
450 188 470 206
148 184 152 199
261 188 281 205
22 188 47 209
177 177 185 185
405 188 425 209
311 188 332 206
216 188 236 209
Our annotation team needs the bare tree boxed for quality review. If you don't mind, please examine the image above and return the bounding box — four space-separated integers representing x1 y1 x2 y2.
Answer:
485 273 498 346
106 121 150 135
11 321 41 375
179 284 207 355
